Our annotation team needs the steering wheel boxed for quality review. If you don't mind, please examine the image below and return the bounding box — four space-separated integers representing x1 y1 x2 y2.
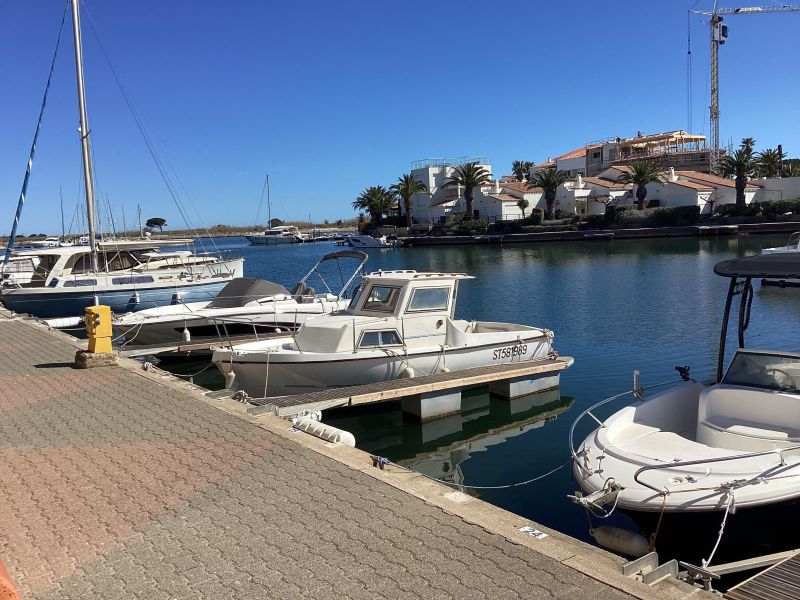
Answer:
765 368 795 389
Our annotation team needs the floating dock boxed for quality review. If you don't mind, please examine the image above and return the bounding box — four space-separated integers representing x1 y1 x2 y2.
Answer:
726 551 800 600
244 355 574 420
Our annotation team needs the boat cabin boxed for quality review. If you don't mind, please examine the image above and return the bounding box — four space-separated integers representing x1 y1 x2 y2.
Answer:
346 271 473 319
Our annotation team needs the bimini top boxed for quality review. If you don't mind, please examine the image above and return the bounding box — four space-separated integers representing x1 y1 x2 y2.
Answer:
714 253 800 279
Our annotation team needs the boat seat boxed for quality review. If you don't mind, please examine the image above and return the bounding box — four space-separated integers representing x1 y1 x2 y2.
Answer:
696 385 800 451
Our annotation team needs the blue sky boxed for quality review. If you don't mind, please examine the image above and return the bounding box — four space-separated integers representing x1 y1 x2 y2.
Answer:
1 1 798 234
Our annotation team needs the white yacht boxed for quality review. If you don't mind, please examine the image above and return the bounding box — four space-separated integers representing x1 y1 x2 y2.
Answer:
113 250 366 346
347 234 400 249
213 270 556 397
245 226 300 246
571 253 800 524
0 240 243 319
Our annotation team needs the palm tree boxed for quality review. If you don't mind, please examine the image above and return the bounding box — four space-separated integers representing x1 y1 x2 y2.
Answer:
740 137 756 152
352 186 394 222
783 162 800 178
522 161 535 179
517 198 529 218
615 161 665 210
442 162 492 220
714 148 756 211
512 160 536 182
755 147 786 178
529 168 572 220
390 173 428 228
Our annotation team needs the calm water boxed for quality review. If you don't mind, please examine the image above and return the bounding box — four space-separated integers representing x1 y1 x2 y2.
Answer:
175 233 800 568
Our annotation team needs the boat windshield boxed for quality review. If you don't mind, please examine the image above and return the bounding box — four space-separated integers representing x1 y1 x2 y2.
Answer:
723 351 800 393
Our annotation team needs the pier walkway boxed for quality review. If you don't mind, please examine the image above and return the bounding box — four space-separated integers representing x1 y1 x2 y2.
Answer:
0 315 696 599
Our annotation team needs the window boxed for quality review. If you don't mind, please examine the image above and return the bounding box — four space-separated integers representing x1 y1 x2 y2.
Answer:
362 285 401 312
723 351 800 393
359 330 403 348
407 287 450 312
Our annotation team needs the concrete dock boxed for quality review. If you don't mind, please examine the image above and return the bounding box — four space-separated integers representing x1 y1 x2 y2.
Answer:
0 314 703 599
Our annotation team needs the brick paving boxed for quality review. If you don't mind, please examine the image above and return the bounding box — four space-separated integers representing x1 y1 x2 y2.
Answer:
0 317 635 599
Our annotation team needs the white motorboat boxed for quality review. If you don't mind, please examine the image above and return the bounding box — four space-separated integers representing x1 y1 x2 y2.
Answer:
761 232 800 286
570 253 800 562
30 236 73 248
347 234 400 249
113 250 366 346
213 269 557 397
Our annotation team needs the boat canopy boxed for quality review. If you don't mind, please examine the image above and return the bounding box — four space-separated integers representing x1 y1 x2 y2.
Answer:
208 277 290 309
714 253 800 279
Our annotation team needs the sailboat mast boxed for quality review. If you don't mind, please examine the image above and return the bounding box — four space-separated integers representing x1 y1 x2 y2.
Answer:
266 174 271 228
70 0 98 271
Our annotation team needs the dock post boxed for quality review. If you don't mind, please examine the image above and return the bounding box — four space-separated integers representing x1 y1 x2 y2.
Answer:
488 371 560 399
75 304 117 368
401 388 462 422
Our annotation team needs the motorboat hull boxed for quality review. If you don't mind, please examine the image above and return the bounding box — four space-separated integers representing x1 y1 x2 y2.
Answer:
215 332 552 397
244 235 296 245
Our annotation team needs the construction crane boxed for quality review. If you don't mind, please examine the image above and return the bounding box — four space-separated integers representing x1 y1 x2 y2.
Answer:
689 3 800 164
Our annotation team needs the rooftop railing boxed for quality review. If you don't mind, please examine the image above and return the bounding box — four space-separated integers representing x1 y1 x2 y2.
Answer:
411 156 489 170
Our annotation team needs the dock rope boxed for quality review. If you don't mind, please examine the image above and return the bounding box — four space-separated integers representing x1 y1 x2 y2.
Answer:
369 455 569 490
701 490 736 568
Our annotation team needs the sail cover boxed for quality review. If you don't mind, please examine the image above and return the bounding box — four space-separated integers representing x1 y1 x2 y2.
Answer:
208 278 290 309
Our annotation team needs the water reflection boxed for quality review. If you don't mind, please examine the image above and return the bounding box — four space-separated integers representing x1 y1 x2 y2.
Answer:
324 388 573 495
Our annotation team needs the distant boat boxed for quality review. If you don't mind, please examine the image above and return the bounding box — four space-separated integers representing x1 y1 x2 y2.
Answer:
30 236 73 248
347 234 400 249
245 174 299 245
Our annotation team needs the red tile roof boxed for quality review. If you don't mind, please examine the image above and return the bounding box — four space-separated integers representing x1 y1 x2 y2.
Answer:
669 180 714 191
501 181 542 194
488 194 521 203
676 171 759 190
557 146 587 160
581 177 632 190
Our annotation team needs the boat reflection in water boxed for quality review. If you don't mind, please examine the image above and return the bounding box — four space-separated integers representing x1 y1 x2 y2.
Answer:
323 387 573 493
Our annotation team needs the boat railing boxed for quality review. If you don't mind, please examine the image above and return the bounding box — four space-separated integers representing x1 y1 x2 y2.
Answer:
568 373 680 468
632 444 800 494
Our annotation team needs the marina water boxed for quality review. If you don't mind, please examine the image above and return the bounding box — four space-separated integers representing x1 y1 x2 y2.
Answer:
174 233 799 565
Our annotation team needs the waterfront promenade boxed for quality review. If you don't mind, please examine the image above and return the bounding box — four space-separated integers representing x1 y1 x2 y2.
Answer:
0 314 700 599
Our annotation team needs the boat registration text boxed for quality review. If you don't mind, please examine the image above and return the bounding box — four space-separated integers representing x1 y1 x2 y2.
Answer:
493 344 528 360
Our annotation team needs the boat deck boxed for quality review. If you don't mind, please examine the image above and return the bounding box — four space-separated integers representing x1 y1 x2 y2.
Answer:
246 355 574 417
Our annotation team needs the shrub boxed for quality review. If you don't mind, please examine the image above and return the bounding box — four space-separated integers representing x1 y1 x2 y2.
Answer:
643 205 700 227
715 203 760 217
585 214 606 229
523 208 544 226
645 199 660 208
760 198 800 217
454 219 488 233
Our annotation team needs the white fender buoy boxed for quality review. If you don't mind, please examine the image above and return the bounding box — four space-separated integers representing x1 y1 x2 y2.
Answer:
590 526 650 558
401 366 415 378
292 417 356 447
274 328 282 333
440 366 450 373
42 316 84 329
182 327 191 342
224 371 236 389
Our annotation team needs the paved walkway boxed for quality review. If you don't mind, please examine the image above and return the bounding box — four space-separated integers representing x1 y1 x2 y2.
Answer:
0 316 673 599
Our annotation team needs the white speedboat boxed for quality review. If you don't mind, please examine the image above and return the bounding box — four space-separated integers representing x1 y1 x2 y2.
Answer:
347 234 400 249
213 269 557 397
761 232 800 286
113 250 366 346
570 253 800 559
30 236 73 248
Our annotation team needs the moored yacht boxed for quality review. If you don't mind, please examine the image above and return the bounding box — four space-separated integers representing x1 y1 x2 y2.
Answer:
0 240 243 319
570 253 800 562
213 269 557 397
244 226 300 245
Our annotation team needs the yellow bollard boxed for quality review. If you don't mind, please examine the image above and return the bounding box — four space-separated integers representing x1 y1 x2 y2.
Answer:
85 305 112 354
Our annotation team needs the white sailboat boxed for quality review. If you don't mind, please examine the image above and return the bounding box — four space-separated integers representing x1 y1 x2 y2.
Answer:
0 1 243 319
244 175 299 245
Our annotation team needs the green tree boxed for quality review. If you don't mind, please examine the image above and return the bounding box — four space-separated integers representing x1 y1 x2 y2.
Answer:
615 161 665 210
783 160 800 177
529 168 572 220
714 145 756 211
352 186 394 222
390 173 428 228
511 160 535 182
755 147 786 178
740 137 756 152
517 198 529 218
145 217 166 231
442 162 492 220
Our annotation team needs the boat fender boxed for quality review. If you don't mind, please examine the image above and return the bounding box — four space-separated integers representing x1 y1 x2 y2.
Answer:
401 366 415 378
182 327 191 342
274 328 282 333
590 526 650 558
292 417 356 447
440 367 450 373
224 371 236 389
42 316 84 329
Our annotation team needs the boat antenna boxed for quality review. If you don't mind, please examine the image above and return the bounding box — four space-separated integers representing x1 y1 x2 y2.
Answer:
71 0 99 271
3 1 69 266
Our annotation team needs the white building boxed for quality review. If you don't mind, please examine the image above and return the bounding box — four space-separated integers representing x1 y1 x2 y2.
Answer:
408 157 493 224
